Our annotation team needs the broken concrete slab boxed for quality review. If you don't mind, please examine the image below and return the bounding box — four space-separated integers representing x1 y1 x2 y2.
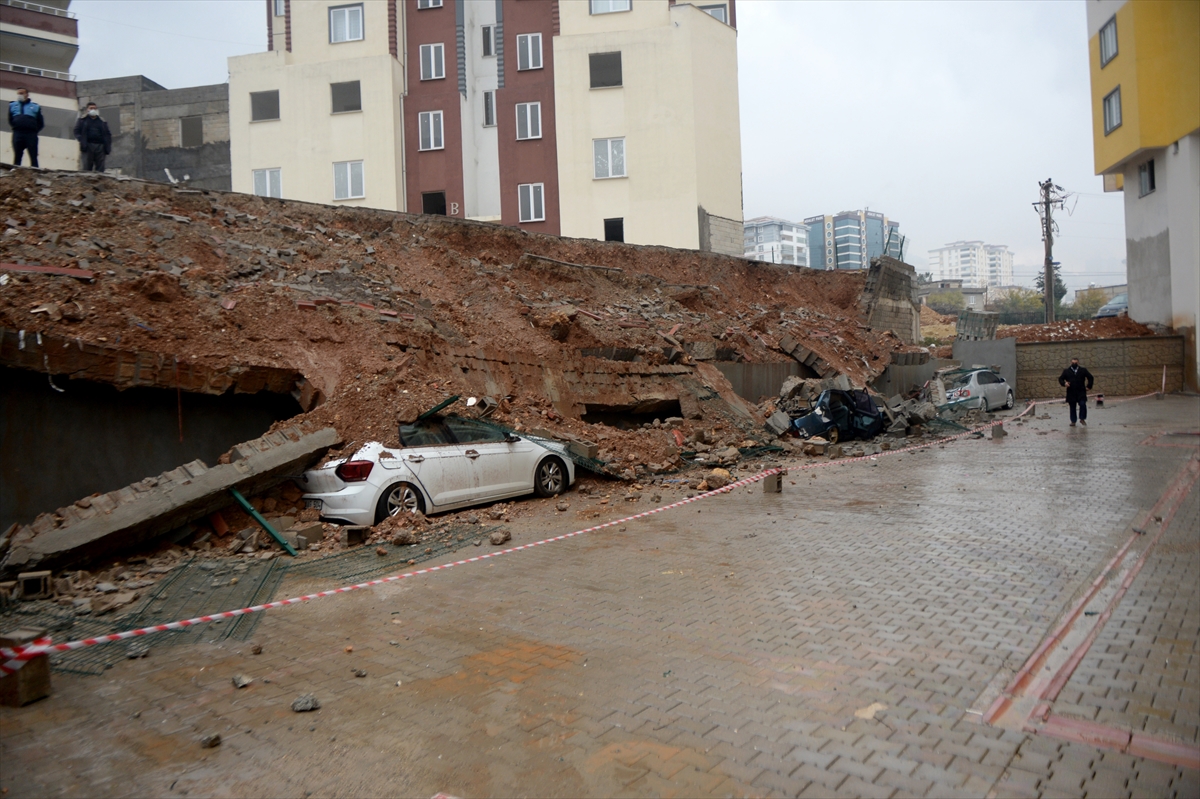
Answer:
1 426 340 576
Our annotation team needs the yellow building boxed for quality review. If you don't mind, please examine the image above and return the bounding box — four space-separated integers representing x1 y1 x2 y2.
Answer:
1086 0 1200 388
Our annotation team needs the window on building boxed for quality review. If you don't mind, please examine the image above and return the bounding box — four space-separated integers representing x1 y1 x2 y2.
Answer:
1099 17 1117 66
593 137 625 178
1138 159 1156 197
590 0 631 13
604 218 624 242
329 4 363 43
253 168 282 198
180 115 203 147
417 0 443 8
420 44 445 80
1103 86 1121 134
422 191 447 215
331 81 362 113
516 33 542 71
333 160 364 200
250 90 280 121
589 52 622 88
516 102 541 140
418 110 444 150
482 90 496 127
482 25 495 56
518 183 545 223
273 0 285 16
699 4 728 23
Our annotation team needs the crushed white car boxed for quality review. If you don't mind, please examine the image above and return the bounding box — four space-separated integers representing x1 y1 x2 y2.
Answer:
300 414 574 526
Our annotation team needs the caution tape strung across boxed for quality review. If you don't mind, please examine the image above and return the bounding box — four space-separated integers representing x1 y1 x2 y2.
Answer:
0 393 1159 675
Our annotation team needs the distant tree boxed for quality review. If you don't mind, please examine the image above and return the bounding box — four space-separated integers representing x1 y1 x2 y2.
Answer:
926 290 965 315
917 272 934 285
1061 288 1109 320
991 287 1045 324
1034 264 1069 307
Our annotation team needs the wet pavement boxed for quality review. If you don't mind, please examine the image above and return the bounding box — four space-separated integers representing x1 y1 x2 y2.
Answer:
2 395 1197 798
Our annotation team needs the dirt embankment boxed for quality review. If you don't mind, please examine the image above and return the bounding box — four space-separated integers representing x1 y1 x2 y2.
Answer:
1 170 918 460
997 315 1156 343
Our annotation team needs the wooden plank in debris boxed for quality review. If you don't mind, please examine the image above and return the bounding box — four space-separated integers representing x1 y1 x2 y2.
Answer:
520 253 623 273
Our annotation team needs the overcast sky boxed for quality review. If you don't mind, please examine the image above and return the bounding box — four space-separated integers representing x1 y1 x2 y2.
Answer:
70 0 1126 299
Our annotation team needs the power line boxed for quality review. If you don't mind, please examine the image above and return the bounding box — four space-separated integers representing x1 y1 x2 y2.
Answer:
75 11 260 47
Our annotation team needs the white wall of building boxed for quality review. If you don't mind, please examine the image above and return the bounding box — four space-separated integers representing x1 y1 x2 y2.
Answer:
460 0 500 221
553 2 741 250
229 1 405 211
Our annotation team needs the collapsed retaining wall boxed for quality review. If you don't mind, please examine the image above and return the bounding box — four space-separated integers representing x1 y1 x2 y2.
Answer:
860 257 920 344
1015 336 1185 398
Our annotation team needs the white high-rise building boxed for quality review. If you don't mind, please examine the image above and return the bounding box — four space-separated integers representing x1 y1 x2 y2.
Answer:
928 241 1012 288
743 216 808 267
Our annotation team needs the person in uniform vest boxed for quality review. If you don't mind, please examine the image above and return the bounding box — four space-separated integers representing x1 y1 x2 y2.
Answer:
8 88 45 168
74 103 112 172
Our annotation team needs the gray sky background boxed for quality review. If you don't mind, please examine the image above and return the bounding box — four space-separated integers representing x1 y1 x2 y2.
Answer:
70 0 1127 299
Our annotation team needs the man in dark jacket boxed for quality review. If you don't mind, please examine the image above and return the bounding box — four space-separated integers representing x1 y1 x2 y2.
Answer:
1058 357 1095 427
74 103 112 172
8 88 44 168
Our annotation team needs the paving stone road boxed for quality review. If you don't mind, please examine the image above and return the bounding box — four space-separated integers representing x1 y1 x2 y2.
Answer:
1 395 1197 798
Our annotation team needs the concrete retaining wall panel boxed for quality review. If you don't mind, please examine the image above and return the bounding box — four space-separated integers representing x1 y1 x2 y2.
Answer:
1014 336 1184 398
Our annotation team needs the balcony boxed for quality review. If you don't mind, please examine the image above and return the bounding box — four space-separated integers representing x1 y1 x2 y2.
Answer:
0 60 76 98
0 1 78 40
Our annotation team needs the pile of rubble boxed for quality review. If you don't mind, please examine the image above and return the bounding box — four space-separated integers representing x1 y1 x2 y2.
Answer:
0 165 931 579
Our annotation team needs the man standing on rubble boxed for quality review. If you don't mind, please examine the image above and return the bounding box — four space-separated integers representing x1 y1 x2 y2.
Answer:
74 103 112 173
7 88 44 168
1058 357 1094 427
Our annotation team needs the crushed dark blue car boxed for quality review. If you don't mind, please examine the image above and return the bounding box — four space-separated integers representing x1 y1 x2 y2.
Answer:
789 389 886 443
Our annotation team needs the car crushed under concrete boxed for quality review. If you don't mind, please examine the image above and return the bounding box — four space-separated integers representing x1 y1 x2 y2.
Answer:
787 389 886 444
300 412 575 526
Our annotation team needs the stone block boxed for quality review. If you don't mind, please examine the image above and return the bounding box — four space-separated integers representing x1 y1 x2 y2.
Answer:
290 522 324 549
341 526 368 547
0 627 51 706
762 473 783 494
17 571 51 600
764 411 791 437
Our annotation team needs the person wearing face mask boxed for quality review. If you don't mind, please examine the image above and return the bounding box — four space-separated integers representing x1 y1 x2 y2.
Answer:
74 103 112 172
1058 357 1095 427
7 88 45 168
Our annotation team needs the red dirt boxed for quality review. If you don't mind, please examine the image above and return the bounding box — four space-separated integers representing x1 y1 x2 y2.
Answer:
0 169 915 475
997 316 1156 343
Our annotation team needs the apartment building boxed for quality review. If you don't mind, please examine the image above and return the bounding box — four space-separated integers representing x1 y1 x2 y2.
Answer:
928 240 1013 289
742 216 807 267
0 0 80 170
804 209 901 270
1086 0 1198 388
228 0 743 255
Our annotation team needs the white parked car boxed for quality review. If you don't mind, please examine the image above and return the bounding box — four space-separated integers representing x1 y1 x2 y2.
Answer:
945 369 1015 412
300 415 575 526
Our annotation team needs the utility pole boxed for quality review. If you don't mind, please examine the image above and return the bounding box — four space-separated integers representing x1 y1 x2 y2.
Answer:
1034 178 1067 324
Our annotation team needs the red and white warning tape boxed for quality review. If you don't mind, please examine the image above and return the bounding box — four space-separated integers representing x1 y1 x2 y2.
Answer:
0 392 1159 675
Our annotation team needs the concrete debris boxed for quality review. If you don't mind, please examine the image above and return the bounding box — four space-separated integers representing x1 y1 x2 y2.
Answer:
489 530 512 546
291 694 320 712
200 734 221 748
232 674 253 689
1 426 340 577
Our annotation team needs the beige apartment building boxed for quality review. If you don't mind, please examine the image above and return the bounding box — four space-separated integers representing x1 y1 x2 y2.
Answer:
228 0 742 255
1 0 81 170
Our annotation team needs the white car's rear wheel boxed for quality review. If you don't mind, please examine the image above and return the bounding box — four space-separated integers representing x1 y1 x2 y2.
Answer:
981 398 989 413
534 456 567 497
375 482 425 524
